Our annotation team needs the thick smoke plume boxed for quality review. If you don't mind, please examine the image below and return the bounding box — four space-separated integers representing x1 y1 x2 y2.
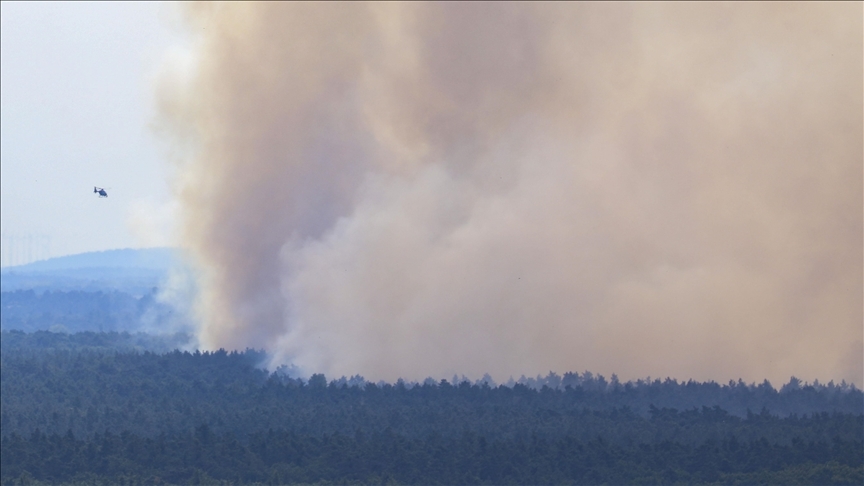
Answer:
157 3 862 385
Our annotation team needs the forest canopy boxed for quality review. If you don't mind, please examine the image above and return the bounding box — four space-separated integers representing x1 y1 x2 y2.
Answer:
1 330 862 485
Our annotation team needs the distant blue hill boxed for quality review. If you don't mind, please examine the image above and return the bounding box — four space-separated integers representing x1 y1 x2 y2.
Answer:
0 248 185 294
2 248 177 273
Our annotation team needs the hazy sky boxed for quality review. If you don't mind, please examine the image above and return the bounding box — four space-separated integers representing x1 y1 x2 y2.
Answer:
1 2 183 266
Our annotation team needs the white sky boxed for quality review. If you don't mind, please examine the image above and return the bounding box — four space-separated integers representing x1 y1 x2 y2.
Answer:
1 2 186 266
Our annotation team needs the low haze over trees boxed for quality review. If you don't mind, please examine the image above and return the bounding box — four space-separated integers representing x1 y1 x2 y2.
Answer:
0 290 177 333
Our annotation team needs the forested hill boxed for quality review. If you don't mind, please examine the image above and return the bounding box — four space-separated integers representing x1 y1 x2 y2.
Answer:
0 248 181 295
1 331 862 485
1 248 176 274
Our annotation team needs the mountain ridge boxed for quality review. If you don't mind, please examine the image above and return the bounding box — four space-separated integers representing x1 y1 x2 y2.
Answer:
0 247 187 294
0 247 179 273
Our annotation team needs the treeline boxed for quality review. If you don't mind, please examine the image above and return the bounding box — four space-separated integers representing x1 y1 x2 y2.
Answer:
2 341 861 442
1 331 862 484
3 345 862 443
3 427 861 485
0 330 194 356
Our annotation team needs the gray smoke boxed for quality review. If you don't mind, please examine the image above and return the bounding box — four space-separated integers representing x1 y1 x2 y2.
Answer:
156 3 862 385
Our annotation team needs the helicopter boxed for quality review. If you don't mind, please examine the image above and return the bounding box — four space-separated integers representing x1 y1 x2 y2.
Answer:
94 187 108 198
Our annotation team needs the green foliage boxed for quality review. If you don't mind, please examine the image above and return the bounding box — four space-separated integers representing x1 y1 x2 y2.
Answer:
1 428 861 485
1 331 862 484
2 341 860 442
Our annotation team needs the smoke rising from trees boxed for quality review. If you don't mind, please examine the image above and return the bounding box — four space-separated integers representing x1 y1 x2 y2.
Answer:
156 3 862 385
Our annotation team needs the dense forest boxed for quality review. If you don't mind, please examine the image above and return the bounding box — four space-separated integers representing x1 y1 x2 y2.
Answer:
1 330 862 484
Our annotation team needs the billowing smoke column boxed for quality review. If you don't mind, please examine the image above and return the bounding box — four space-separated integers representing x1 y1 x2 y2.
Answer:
157 3 862 385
